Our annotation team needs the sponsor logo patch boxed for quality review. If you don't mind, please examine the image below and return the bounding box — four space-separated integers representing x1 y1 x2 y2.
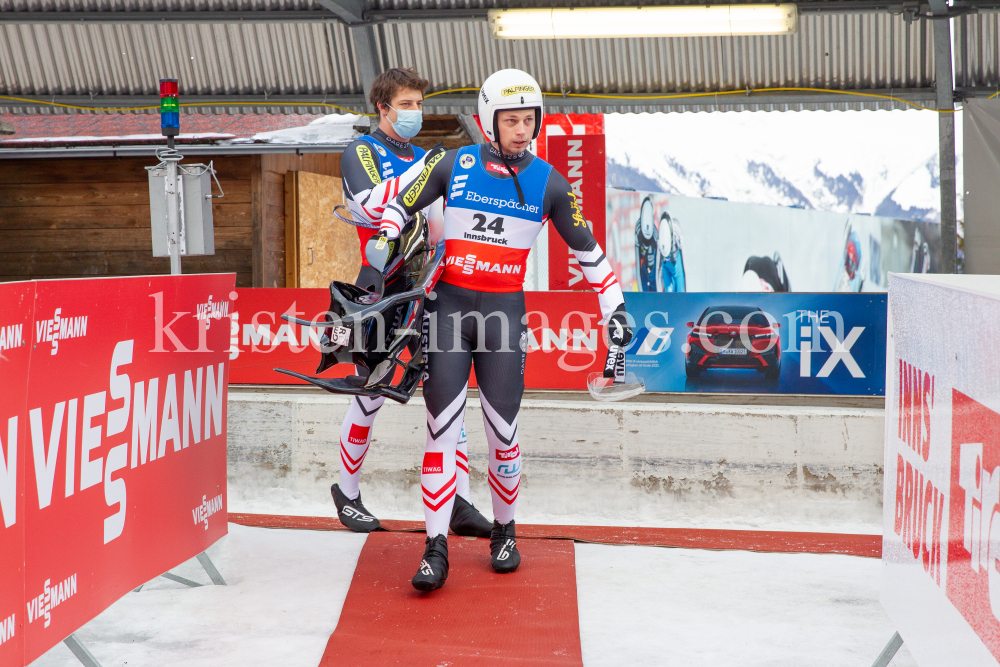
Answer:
422 452 444 474
496 444 520 461
460 153 476 169
501 84 536 97
403 151 445 207
356 144 381 184
348 424 371 445
374 143 387 156
486 161 518 175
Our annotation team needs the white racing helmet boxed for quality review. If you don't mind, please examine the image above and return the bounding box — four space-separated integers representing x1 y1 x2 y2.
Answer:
478 68 544 142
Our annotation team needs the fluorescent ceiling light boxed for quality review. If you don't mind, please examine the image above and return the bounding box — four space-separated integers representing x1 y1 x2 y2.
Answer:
488 5 798 39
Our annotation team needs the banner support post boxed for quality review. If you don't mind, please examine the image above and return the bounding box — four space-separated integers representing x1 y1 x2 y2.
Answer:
196 552 228 586
869 631 902 667
63 634 105 667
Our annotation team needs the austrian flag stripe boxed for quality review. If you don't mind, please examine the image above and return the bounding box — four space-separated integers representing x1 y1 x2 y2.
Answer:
340 440 367 475
488 470 519 505
422 473 457 511
456 450 469 473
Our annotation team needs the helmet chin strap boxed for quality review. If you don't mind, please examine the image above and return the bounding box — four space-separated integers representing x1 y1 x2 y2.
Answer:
493 140 526 206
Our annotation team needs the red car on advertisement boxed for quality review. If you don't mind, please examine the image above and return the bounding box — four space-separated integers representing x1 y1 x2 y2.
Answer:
684 305 781 379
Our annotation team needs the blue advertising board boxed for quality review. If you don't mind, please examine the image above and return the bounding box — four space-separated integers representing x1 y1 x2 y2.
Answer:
623 293 887 395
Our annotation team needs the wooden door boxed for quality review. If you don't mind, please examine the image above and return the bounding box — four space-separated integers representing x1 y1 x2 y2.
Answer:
284 171 361 288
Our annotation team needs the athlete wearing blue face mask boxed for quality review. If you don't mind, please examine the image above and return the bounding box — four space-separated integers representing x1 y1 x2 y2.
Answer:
333 67 492 541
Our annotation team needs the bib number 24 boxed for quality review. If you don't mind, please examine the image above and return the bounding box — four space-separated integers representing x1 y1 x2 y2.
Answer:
472 214 505 235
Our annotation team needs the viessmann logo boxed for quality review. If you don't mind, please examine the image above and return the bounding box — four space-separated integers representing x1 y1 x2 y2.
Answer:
193 493 224 530
195 295 231 330
0 322 24 353
0 612 14 647
26 573 78 628
35 308 88 355
445 254 523 276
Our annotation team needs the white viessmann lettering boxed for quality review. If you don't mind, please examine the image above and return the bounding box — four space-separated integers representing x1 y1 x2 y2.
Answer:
195 295 231 329
0 612 14 646
35 308 87 355
26 574 77 628
0 339 227 542
0 323 23 353
193 493 224 530
445 254 523 276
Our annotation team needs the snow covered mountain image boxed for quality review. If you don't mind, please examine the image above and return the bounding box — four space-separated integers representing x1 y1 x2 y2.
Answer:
605 110 954 223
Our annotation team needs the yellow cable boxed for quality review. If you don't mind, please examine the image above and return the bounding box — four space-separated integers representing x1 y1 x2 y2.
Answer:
550 87 955 113
0 86 956 115
0 95 375 116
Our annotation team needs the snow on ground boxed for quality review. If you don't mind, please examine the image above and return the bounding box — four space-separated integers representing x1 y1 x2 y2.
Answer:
29 524 365 667
30 526 913 667
576 542 916 667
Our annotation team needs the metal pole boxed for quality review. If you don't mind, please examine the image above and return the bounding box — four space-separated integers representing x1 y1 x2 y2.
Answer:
64 634 105 667
163 137 183 275
870 631 903 667
934 16 958 274
196 552 228 585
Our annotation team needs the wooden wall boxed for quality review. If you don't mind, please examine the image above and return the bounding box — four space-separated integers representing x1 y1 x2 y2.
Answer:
257 153 341 288
0 151 341 288
0 155 255 285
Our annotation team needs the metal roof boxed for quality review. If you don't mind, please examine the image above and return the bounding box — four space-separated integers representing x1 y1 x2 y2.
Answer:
1 0 998 114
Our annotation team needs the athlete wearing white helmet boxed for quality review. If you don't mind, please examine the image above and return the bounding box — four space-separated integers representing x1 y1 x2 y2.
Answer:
333 67 491 541
376 69 633 592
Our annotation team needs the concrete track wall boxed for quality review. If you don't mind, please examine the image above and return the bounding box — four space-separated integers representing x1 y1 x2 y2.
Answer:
227 388 886 533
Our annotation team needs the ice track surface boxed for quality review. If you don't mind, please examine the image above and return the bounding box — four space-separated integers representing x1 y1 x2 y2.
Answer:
30 524 917 667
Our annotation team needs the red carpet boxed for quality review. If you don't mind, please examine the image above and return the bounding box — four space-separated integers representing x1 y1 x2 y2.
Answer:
229 512 882 558
318 531 583 667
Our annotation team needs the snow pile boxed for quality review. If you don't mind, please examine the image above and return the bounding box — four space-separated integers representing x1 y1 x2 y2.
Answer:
243 113 364 145
606 109 960 222
6 132 234 144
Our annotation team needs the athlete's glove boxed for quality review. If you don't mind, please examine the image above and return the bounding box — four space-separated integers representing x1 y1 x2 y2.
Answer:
379 202 407 240
607 306 633 348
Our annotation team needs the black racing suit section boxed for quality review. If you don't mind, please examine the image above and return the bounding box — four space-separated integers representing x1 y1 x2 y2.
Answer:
341 128 418 195
392 144 601 257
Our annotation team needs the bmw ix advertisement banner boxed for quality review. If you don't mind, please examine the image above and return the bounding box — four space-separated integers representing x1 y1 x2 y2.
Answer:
624 292 887 395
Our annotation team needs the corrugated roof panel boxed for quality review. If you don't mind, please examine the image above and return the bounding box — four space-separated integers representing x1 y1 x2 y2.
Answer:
2 2 997 114
374 13 937 93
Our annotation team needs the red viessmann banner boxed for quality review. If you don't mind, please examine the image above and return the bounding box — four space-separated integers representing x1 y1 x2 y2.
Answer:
546 134 607 291
0 274 234 666
228 288 608 391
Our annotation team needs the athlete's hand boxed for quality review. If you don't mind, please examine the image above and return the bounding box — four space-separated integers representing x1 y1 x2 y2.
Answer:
607 307 633 347
379 203 406 240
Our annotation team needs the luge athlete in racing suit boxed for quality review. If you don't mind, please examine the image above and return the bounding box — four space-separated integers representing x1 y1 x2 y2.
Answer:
376 69 634 591
331 67 492 539
635 197 660 291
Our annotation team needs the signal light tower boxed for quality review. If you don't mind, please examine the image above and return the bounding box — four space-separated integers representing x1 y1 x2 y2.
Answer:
160 78 180 149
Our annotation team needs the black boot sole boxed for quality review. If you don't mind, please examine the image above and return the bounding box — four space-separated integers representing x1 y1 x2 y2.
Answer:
411 576 447 592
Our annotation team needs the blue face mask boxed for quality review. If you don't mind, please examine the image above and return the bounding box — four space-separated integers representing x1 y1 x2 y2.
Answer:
389 106 423 140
